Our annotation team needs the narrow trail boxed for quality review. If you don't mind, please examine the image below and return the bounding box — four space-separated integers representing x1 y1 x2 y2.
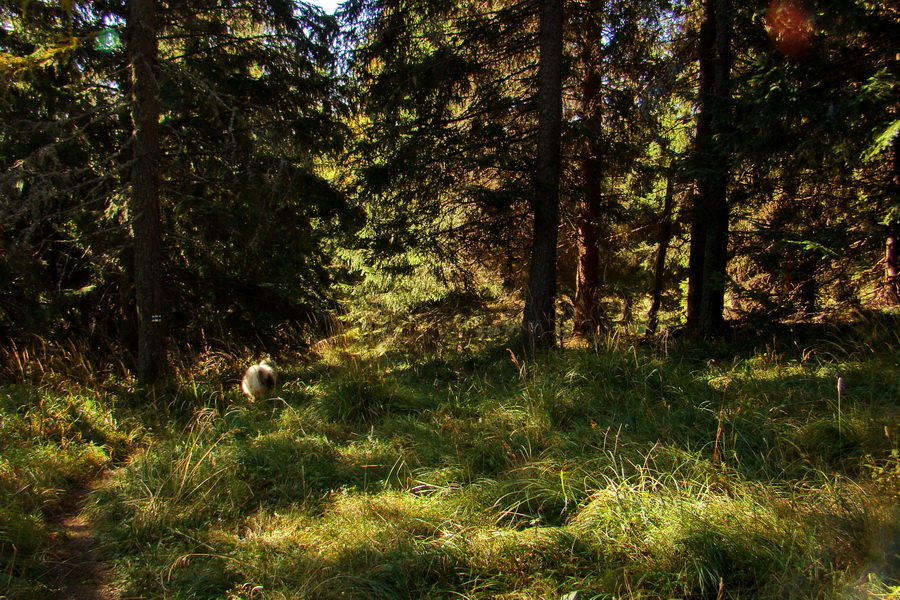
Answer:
47 475 117 600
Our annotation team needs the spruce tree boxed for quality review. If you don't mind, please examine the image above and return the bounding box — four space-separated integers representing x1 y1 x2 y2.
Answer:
687 0 731 338
129 0 166 382
521 0 563 349
0 0 350 365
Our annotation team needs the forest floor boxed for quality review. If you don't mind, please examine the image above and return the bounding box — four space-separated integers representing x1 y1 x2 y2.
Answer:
2 314 900 599
46 475 116 600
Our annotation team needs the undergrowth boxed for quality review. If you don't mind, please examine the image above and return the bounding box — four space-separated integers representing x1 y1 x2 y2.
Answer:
2 309 900 599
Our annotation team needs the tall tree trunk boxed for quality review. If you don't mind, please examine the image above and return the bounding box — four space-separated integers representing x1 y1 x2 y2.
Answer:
687 0 731 338
647 163 676 335
686 0 715 331
885 136 900 305
573 36 604 339
573 169 603 338
129 0 166 382
521 0 564 350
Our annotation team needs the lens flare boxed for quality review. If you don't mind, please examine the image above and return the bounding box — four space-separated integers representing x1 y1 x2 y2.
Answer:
764 0 814 58
94 29 121 53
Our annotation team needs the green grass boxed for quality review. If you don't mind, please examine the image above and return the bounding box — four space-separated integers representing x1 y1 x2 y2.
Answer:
3 315 900 599
0 381 142 598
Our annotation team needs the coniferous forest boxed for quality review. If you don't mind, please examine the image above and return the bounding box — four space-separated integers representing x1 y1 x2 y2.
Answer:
1 0 899 599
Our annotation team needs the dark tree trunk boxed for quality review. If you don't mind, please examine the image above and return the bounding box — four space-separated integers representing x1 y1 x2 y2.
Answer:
521 0 564 350
129 0 166 382
698 172 729 337
573 179 603 338
687 0 731 338
794 265 818 315
647 163 676 335
686 0 716 330
573 47 604 339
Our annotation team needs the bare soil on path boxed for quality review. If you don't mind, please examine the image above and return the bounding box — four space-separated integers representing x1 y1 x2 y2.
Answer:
46 476 117 600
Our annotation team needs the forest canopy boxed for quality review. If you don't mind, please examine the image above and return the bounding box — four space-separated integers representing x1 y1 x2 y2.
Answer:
0 0 898 378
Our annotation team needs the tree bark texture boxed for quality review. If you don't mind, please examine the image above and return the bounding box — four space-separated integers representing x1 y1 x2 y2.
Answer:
686 0 716 330
887 236 900 304
129 0 166 382
573 40 604 339
647 163 676 335
885 136 900 305
688 0 731 338
521 0 564 350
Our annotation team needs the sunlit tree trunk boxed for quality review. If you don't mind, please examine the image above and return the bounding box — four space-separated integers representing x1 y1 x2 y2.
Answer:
521 0 564 350
886 236 900 304
885 137 900 305
129 0 166 382
686 210 704 329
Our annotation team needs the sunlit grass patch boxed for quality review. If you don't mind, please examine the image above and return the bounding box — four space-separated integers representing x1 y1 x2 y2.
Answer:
238 430 340 503
92 414 248 547
317 363 399 423
0 386 138 458
464 525 586 577
0 383 142 598
563 469 900 599
170 491 483 599
70 324 900 600
2 443 109 512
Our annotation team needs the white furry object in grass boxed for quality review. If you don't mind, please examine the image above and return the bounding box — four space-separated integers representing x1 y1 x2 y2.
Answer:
241 361 277 400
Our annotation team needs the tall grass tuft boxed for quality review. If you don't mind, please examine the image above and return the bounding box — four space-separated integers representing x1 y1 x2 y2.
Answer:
317 356 398 424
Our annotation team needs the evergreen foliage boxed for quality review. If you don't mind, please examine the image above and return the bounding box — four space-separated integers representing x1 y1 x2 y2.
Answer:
1 0 353 363
729 0 900 319
0 0 898 366
343 0 540 278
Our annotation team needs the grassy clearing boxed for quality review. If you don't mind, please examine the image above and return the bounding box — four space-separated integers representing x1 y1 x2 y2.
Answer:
98 323 900 598
3 313 900 599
